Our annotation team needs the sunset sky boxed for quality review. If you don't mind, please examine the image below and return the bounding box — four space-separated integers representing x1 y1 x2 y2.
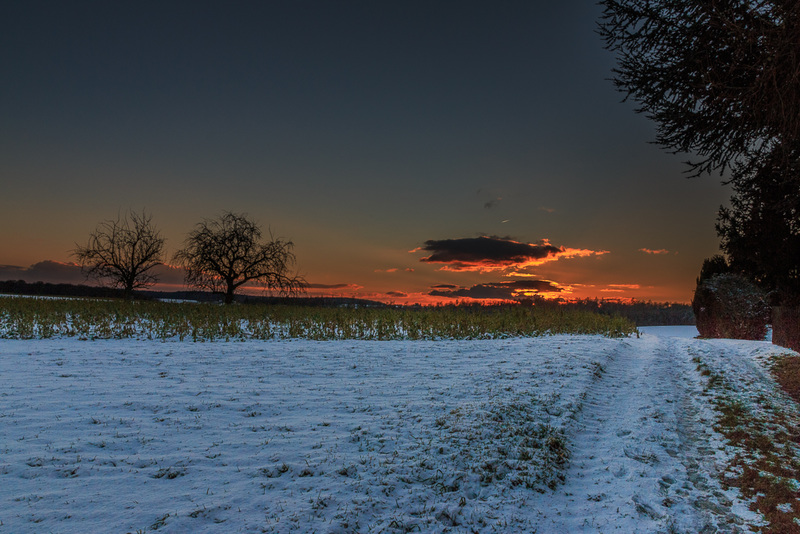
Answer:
1 1 732 304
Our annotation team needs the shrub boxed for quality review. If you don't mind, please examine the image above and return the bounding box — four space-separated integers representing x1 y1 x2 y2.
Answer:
692 273 770 340
772 306 800 352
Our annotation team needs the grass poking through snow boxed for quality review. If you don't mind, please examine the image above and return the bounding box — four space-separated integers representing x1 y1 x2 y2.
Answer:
694 351 800 533
0 297 636 340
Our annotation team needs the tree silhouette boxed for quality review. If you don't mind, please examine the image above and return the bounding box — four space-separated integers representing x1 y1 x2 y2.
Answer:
696 255 731 286
599 0 800 178
717 162 800 303
600 1 800 305
174 212 305 304
73 210 165 299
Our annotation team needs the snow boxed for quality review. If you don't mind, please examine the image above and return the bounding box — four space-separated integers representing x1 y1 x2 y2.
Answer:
638 325 700 339
0 331 797 533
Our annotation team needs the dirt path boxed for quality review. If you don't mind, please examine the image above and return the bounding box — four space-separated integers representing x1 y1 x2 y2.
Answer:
532 334 754 533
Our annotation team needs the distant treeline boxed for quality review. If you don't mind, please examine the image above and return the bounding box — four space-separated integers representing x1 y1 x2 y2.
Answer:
506 297 691 326
554 299 694 326
428 298 694 326
0 280 388 308
0 280 694 326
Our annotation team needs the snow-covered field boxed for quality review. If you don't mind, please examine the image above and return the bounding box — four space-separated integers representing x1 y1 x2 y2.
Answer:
0 328 796 533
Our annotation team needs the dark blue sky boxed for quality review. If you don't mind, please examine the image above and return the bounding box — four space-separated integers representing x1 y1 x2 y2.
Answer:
0 1 730 302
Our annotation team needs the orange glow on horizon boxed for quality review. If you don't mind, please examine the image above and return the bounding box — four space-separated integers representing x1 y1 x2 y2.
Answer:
298 280 680 306
4 255 691 305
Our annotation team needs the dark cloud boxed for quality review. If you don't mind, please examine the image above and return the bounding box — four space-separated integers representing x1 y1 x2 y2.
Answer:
430 283 459 289
153 264 186 286
417 236 561 271
0 265 26 279
484 197 502 209
385 291 408 298
0 261 87 284
429 280 562 300
416 236 608 272
0 261 184 288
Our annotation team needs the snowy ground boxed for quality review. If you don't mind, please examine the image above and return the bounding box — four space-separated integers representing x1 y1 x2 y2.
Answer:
0 328 797 533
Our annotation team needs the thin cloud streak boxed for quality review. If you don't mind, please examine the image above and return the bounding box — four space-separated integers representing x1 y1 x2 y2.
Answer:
305 283 363 290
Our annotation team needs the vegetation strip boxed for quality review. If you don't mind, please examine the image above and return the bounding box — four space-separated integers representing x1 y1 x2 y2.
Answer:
694 352 800 533
0 298 636 340
772 356 800 406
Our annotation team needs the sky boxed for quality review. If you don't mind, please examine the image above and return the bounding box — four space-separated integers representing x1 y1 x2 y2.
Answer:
0 1 732 304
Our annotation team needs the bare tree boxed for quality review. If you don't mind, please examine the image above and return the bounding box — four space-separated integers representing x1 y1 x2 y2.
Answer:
73 210 166 299
599 0 800 305
173 212 305 304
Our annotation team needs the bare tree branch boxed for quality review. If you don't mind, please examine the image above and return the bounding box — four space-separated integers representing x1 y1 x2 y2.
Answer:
72 209 166 299
173 212 306 304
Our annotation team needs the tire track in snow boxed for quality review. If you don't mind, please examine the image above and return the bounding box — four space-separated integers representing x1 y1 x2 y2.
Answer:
533 334 753 533
669 337 755 533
